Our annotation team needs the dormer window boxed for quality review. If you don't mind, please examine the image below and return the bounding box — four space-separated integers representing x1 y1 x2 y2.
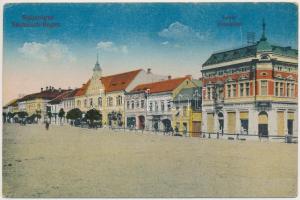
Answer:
260 54 270 60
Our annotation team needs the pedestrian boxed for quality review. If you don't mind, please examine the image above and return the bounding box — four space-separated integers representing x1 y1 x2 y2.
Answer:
45 121 49 130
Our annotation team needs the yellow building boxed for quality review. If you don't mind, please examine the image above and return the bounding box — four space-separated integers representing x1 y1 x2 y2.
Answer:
173 80 202 137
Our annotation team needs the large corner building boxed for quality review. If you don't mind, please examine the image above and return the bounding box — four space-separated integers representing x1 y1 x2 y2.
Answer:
201 21 298 137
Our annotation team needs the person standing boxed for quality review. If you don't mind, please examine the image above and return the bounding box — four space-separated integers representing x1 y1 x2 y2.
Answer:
45 121 50 130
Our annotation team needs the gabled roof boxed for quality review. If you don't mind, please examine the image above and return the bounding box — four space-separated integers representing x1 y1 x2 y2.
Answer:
174 87 201 102
100 69 141 93
131 77 189 94
75 80 91 96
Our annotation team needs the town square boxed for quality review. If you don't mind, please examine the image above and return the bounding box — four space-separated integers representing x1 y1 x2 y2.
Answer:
2 2 298 197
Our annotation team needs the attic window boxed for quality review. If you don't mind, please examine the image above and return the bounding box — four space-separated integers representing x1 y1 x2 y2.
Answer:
112 83 117 86
121 82 126 84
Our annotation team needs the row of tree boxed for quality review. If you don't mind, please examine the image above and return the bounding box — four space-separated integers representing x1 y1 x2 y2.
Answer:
4 108 103 126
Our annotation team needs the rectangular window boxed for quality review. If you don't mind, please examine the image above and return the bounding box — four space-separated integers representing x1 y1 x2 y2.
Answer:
232 84 236 97
141 100 145 108
207 87 211 100
279 82 284 96
131 100 134 109
287 83 290 97
291 83 294 97
84 99 87 107
167 101 172 110
89 98 93 106
227 85 231 98
261 80 268 96
149 102 153 111
275 82 279 96
127 101 130 109
245 82 250 96
155 102 158 111
161 101 165 112
240 83 244 96
183 106 187 116
136 100 139 108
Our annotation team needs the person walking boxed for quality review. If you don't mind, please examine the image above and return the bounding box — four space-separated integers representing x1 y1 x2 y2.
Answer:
45 121 50 130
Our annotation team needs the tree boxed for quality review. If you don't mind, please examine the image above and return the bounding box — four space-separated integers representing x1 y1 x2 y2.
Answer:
7 112 13 123
3 112 7 123
85 109 102 127
58 108 65 124
66 108 82 123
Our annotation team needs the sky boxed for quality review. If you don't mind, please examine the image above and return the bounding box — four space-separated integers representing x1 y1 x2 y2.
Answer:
3 3 298 104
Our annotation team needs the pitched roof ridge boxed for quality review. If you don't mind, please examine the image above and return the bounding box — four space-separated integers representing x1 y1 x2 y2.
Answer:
137 76 187 86
101 68 142 79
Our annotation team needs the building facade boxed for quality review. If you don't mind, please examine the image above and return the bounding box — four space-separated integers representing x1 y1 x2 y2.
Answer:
173 80 202 136
130 76 196 131
201 21 298 137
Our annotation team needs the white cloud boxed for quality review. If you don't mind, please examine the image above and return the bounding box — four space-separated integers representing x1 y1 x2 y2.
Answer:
18 40 76 63
161 41 169 45
159 21 210 41
97 41 128 54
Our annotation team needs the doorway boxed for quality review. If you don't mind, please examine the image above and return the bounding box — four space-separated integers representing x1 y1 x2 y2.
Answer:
258 111 268 137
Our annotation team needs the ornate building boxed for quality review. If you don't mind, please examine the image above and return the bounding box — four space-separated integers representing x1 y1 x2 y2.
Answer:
129 76 196 131
201 21 298 137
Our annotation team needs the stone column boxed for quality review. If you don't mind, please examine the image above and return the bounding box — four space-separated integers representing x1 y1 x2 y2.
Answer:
268 109 276 136
202 110 207 133
214 112 219 133
252 109 258 135
223 111 228 134
294 107 298 136
284 110 288 135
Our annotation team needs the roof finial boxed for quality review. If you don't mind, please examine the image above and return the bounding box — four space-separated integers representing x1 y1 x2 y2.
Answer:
261 18 267 41
96 49 99 64
93 49 101 72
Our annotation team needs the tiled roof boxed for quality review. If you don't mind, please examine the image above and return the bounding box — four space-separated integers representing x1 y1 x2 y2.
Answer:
75 80 91 96
131 77 188 94
4 99 18 107
100 69 141 93
19 89 67 101
48 89 76 104
203 39 298 67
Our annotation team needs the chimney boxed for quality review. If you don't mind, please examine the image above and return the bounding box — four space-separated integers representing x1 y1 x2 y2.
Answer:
41 87 43 92
168 75 172 80
46 86 48 91
147 68 151 74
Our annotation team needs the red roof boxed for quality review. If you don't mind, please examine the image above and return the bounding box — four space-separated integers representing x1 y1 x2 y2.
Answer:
131 77 189 94
100 69 141 93
75 80 91 96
